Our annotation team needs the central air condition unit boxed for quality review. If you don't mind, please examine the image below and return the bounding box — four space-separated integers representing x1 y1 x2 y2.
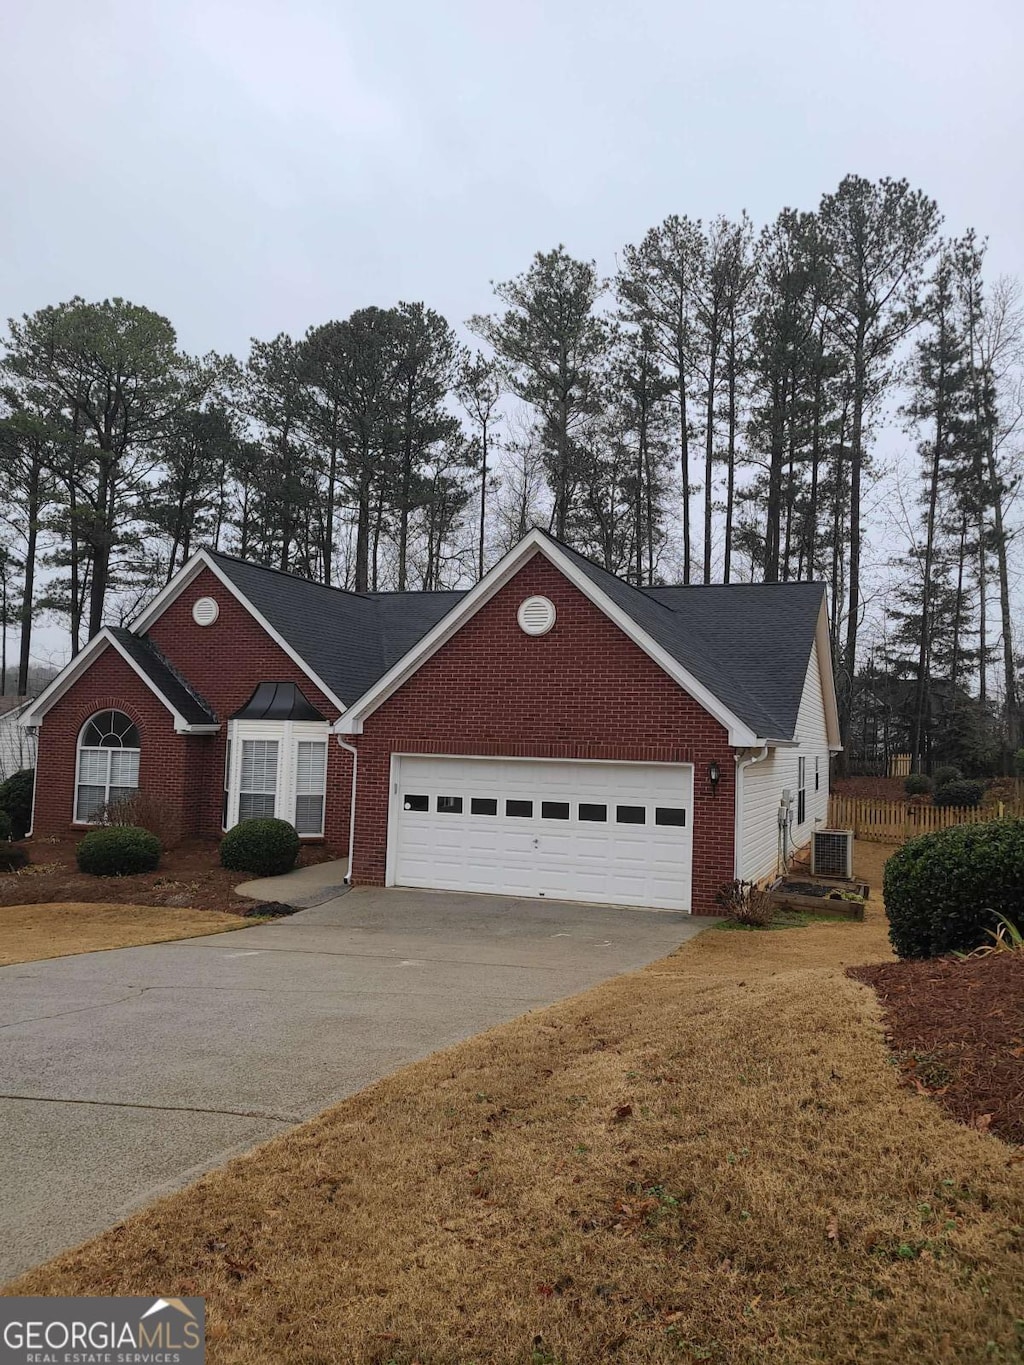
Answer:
811 828 854 880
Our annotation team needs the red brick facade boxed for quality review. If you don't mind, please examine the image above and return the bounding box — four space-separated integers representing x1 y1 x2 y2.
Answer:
32 566 351 847
349 553 736 914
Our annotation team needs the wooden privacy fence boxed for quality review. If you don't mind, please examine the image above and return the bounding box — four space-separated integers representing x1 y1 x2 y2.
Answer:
827 794 1024 843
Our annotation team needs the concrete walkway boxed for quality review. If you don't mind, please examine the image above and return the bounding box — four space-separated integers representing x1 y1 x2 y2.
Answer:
0 887 709 1281
233 857 349 907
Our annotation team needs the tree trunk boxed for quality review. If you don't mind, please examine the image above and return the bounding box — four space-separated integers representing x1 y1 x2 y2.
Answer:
17 445 40 697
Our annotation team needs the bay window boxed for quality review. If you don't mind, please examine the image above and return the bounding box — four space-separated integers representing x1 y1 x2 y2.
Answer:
223 720 328 836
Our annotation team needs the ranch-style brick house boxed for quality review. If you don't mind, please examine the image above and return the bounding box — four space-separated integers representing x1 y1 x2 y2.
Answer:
22 529 841 916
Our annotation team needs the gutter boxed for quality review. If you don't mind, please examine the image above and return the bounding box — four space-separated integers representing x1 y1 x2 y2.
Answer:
335 736 358 884
733 743 771 880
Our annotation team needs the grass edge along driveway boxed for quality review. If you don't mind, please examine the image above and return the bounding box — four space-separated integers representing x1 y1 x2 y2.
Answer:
7 844 1024 1364
0 902 249 966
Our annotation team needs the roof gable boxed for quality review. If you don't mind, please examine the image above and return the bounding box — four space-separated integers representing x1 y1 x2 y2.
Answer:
21 629 220 733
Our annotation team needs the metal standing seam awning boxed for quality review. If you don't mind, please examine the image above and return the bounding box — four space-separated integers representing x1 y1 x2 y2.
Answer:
229 682 326 722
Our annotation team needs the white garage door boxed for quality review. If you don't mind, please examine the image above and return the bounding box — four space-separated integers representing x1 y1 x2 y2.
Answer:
391 756 693 911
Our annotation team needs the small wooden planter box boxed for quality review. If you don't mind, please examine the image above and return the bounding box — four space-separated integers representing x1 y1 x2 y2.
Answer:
767 876 869 921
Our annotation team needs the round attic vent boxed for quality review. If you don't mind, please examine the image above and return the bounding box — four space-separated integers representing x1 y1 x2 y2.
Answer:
192 596 219 626
517 595 556 637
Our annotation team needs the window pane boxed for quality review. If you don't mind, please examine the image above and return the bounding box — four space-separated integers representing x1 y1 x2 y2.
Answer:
506 799 533 818
241 740 278 793
239 792 275 820
403 794 429 812
295 794 324 835
470 798 498 815
83 710 140 749
579 803 607 822
655 807 687 827
78 749 109 786
296 741 326 795
76 785 106 822
616 805 646 824
109 749 139 788
541 801 570 820
437 795 463 814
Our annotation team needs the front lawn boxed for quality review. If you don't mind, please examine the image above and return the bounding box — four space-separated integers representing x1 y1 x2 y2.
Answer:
7 840 1024 1362
0 901 249 965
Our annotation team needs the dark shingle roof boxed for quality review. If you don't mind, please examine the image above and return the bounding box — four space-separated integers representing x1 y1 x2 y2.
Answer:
207 553 465 707
196 544 825 741
540 534 824 741
108 627 217 726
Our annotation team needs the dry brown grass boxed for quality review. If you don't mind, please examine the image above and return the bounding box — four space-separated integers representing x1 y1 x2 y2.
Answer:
0 902 248 965
8 841 1024 1363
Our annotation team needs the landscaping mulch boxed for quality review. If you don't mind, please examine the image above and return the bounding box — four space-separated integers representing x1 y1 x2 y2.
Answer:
849 953 1024 1145
0 837 339 914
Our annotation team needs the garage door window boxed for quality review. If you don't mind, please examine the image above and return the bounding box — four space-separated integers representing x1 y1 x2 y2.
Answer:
616 805 646 824
437 795 463 814
655 807 687 826
471 798 498 815
403 794 429 811
541 801 570 819
579 803 607 822
506 799 533 817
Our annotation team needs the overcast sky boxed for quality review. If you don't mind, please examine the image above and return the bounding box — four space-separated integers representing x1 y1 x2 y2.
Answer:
3 0 1023 361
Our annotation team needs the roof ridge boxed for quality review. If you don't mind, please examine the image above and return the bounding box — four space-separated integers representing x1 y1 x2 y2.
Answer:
533 529 678 616
205 549 377 600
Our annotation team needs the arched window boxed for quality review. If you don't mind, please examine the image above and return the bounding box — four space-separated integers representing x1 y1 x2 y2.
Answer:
75 710 141 823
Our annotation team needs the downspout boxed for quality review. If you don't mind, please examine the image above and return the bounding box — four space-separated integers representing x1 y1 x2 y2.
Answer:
335 736 358 885
733 743 770 880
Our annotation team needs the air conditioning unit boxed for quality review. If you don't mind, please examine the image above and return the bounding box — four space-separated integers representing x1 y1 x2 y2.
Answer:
811 828 854 880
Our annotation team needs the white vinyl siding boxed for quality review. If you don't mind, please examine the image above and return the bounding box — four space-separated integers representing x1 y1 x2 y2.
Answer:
738 639 831 883
391 756 693 911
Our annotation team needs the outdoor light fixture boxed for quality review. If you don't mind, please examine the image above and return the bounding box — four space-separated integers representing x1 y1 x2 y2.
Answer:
708 760 721 791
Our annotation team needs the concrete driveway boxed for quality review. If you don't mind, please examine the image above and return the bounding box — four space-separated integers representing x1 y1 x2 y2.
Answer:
0 887 706 1281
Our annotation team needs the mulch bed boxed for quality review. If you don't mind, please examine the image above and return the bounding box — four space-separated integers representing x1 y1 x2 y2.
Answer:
849 954 1024 1145
0 837 340 915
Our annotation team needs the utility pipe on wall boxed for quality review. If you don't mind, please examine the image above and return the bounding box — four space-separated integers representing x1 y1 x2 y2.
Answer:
335 735 358 884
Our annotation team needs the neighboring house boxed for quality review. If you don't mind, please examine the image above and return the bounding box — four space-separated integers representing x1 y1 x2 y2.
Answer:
0 699 37 780
21 529 841 915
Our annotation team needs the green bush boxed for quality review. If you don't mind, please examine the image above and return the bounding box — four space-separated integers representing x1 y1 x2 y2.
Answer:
76 825 161 877
220 818 300 877
0 809 11 842
0 768 34 839
932 764 963 788
933 778 984 809
883 819 1024 958
904 772 932 796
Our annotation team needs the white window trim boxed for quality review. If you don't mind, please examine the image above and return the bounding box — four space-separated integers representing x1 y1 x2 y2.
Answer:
73 713 141 826
224 719 329 837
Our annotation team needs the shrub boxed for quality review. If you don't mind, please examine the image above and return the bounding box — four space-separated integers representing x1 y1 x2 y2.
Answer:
904 773 932 797
1015 748 1024 778
933 778 984 809
932 764 963 788
99 789 182 849
76 825 162 877
883 819 1024 958
0 768 34 840
715 878 777 927
0 809 11 842
220 818 300 877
